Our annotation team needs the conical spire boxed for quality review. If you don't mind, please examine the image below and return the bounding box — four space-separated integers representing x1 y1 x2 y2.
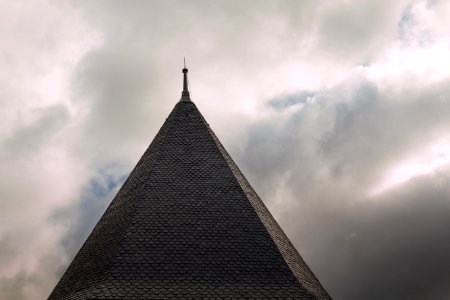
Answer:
48 68 331 299
180 58 191 101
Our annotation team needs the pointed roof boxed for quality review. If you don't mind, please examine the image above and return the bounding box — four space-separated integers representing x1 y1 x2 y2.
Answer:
49 67 330 299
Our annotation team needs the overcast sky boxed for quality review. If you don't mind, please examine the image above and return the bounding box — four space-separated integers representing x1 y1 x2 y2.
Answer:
1 1 450 299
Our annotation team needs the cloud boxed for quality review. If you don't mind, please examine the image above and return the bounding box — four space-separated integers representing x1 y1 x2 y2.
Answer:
313 0 410 60
51 163 127 259
1 105 68 156
235 72 450 299
1 0 450 299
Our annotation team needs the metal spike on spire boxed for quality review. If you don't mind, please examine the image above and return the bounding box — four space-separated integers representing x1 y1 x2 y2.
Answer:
181 58 191 102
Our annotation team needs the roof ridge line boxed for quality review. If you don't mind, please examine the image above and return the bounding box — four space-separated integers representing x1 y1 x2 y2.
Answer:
94 102 183 290
51 103 183 299
49 96 330 298
198 112 331 299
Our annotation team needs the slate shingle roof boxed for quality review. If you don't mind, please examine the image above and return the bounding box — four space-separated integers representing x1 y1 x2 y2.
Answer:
48 91 330 299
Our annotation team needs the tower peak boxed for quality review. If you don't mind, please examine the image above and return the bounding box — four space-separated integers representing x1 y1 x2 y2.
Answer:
180 58 191 102
48 65 331 300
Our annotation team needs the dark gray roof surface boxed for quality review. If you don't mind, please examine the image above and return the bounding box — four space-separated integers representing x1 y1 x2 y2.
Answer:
48 99 330 299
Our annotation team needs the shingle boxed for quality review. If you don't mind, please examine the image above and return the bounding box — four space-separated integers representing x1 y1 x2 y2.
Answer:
48 95 330 299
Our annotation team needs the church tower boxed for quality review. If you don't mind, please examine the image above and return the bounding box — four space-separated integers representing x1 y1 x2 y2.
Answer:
49 65 330 299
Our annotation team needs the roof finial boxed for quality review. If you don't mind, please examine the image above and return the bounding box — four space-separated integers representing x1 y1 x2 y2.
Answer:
180 58 191 101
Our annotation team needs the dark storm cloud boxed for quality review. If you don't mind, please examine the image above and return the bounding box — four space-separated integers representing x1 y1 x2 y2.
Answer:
298 176 450 300
346 180 450 300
